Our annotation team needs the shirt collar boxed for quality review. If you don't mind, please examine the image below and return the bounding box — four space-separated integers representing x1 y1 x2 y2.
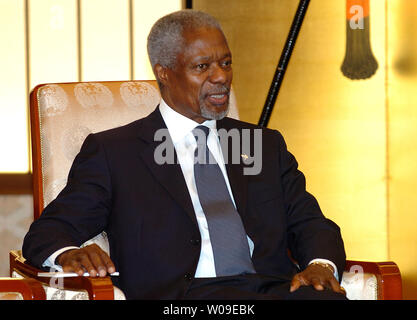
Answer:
159 98 216 144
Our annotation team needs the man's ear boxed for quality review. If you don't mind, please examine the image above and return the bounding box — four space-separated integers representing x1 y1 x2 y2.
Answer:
154 64 169 87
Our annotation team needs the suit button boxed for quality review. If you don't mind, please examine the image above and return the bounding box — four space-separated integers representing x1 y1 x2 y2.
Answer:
184 273 193 281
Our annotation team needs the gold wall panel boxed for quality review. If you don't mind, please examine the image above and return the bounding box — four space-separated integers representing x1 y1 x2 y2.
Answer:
80 0 130 81
387 0 417 300
272 0 388 262
0 0 29 172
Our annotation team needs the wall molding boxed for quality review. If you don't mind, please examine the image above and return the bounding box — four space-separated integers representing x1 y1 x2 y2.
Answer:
0 173 33 194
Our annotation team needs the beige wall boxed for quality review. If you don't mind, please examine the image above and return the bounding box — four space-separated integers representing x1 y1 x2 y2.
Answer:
0 195 33 277
0 0 183 173
387 0 417 300
195 0 417 299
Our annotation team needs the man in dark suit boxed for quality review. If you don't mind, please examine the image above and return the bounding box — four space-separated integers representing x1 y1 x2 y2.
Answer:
23 10 346 299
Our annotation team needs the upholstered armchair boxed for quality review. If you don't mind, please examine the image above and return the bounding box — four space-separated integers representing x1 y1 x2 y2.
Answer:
10 80 402 300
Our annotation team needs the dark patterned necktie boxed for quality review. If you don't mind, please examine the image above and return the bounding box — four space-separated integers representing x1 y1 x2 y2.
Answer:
192 125 255 276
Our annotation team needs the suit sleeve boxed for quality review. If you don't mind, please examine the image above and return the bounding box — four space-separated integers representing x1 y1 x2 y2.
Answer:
22 133 112 269
275 131 346 280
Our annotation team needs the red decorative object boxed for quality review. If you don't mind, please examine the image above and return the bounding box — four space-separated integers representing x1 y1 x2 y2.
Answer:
341 0 379 80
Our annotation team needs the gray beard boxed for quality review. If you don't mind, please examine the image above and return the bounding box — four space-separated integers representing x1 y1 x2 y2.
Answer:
199 100 229 120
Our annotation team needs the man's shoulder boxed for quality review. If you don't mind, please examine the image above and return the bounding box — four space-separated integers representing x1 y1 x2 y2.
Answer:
94 118 144 139
92 109 158 143
85 121 140 150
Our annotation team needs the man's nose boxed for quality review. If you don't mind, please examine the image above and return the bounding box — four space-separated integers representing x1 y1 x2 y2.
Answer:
209 64 229 84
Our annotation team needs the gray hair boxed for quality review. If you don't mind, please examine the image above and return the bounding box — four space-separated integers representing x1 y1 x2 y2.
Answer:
147 10 223 70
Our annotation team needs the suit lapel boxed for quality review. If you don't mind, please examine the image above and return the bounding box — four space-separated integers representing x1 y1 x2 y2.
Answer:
136 108 198 227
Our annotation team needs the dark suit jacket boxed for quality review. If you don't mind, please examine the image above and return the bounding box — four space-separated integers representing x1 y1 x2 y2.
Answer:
23 108 345 299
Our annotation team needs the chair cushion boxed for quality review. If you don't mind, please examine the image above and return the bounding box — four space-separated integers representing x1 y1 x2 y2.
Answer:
341 270 378 300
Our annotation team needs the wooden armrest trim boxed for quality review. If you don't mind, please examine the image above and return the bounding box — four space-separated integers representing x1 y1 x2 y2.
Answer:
0 278 46 300
10 250 114 300
345 260 402 300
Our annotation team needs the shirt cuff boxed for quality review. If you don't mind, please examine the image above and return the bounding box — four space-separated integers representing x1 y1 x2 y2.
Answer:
42 246 79 270
308 258 339 282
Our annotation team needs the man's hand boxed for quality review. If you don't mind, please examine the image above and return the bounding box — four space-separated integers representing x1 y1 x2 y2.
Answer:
56 244 115 277
290 263 345 294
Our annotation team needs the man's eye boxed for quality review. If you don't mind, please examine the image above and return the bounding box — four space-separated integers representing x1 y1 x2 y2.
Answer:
196 64 208 70
222 60 232 68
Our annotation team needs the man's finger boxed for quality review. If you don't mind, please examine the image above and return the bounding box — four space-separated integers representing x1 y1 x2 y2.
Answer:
79 253 98 277
56 245 115 278
98 250 116 274
328 277 345 294
310 277 324 291
62 259 84 276
86 245 115 277
290 274 302 292
86 250 107 277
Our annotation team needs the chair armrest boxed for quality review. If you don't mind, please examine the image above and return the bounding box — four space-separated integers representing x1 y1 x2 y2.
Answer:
344 260 402 300
0 277 46 300
9 250 115 300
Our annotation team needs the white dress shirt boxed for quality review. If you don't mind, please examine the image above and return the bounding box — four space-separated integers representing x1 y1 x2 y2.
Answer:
44 99 338 280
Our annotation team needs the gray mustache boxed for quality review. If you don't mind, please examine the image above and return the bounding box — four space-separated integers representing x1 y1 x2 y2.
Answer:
206 86 230 96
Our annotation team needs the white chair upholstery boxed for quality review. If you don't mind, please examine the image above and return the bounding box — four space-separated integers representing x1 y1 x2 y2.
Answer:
341 270 378 300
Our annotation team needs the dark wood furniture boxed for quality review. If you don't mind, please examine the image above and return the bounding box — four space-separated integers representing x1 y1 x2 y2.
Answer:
0 277 46 300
